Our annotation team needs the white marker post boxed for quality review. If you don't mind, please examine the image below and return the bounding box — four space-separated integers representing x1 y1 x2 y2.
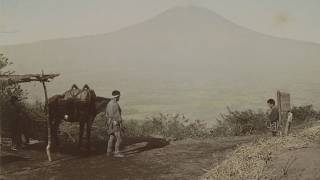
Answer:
41 70 52 161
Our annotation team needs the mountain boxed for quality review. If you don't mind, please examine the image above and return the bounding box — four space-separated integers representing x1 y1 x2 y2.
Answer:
1 6 320 121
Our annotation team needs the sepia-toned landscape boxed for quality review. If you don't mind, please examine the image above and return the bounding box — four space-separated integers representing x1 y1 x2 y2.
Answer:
1 1 320 180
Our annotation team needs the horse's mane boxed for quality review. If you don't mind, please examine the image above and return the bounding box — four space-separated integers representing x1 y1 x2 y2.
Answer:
95 96 111 114
95 96 109 101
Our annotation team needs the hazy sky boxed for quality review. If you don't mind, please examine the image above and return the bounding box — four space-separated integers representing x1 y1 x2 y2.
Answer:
0 0 319 45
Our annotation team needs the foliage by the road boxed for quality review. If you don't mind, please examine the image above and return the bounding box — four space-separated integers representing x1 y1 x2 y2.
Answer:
291 105 320 125
212 108 269 136
0 54 26 136
124 113 210 140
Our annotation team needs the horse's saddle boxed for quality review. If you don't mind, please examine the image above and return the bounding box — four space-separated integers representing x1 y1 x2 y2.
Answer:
63 84 92 104
59 84 94 122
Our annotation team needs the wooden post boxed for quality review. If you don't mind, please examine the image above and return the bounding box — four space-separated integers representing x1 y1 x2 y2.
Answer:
42 70 52 161
277 91 282 136
277 91 291 136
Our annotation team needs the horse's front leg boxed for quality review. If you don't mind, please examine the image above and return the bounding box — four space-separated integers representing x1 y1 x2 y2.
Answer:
86 118 93 151
52 119 61 148
78 121 85 149
49 116 59 150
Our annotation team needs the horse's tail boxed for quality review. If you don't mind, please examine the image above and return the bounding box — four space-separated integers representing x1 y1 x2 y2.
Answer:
48 95 63 109
48 95 61 134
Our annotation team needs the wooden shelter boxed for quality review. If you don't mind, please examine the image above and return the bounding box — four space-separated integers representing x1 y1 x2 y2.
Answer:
0 72 59 161
0 73 59 84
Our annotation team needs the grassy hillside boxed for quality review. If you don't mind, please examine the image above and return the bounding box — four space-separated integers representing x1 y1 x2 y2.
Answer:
201 124 320 180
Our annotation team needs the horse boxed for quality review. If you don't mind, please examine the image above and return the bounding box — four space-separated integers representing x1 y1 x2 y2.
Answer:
48 84 110 151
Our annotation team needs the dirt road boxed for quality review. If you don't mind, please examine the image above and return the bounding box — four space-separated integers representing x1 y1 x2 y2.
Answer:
0 136 255 180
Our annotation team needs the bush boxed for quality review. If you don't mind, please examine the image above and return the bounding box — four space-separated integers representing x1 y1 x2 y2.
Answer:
124 113 211 140
0 54 46 140
0 54 27 136
291 105 319 125
23 101 48 140
212 108 269 136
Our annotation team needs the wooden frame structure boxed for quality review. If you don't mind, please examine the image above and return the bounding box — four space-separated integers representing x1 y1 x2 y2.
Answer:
276 90 291 136
0 72 59 161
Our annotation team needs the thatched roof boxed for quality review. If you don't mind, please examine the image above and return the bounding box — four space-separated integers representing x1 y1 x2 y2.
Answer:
0 74 59 84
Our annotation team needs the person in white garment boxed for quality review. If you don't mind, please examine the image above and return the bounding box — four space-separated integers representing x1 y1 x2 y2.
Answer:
285 110 293 136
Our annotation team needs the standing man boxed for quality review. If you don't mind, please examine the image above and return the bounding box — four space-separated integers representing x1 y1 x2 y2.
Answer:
106 90 124 157
267 98 279 136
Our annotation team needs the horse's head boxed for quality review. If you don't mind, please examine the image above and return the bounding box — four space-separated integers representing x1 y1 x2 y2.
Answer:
95 96 111 115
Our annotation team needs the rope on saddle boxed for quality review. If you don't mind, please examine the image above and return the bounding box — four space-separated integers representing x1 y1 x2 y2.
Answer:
82 84 90 90
66 84 82 98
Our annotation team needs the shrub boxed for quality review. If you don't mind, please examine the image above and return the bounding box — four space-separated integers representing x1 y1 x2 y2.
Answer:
124 113 211 140
291 105 319 125
212 108 269 136
0 55 46 140
22 101 48 140
0 54 27 136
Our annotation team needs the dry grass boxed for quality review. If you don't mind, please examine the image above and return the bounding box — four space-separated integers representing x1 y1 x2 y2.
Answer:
201 125 320 180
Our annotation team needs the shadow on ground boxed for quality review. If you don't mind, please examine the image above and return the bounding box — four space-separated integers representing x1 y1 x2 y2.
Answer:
1 136 254 180
0 136 169 174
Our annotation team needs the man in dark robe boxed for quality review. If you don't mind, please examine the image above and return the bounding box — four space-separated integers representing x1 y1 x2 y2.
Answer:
267 98 279 136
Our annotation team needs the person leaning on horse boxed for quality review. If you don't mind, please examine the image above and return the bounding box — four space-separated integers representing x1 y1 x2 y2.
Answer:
105 90 125 158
